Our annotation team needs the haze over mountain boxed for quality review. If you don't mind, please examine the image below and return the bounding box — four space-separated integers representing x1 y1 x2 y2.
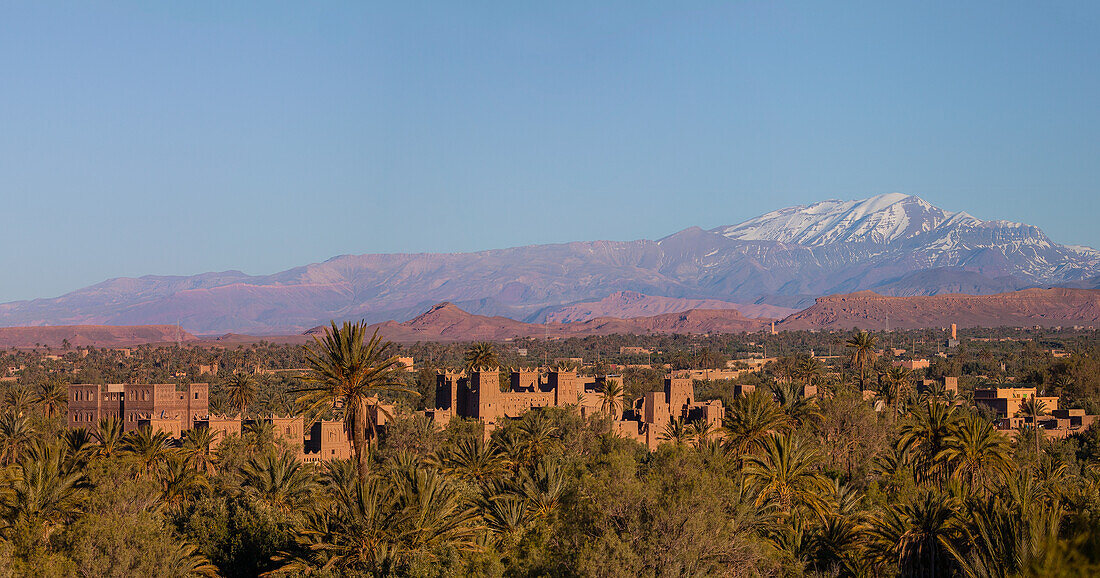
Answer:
2 193 1097 334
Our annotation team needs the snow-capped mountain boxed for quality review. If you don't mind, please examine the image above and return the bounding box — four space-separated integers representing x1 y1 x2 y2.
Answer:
1 194 1097 333
712 193 1097 284
718 193 980 246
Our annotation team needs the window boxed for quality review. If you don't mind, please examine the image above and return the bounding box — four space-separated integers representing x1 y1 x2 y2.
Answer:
194 392 199 399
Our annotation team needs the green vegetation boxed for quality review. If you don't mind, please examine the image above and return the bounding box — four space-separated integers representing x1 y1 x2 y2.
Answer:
1 326 1100 575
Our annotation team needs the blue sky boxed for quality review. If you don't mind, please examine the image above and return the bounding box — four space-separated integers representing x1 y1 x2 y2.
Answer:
1 2 1098 302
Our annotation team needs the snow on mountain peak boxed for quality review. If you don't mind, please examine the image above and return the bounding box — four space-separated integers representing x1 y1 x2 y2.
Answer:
716 193 980 246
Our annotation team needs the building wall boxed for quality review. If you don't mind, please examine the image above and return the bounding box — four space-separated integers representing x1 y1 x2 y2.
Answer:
68 383 207 434
305 420 353 462
510 370 540 392
435 371 466 413
204 417 241 448
550 371 581 406
143 417 184 438
426 369 724 451
975 386 1059 417
186 383 209 424
499 391 555 418
272 416 305 454
67 384 102 428
665 378 694 413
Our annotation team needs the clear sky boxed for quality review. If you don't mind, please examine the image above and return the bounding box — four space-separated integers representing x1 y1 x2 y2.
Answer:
1 2 1098 302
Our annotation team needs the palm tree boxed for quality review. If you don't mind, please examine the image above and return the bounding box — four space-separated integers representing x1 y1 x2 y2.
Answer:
121 427 174 475
0 442 89 548
1019 396 1048 458
940 414 1012 494
167 542 221 577
464 342 498 372
225 372 257 418
157 454 210 513
872 444 915 496
0 411 33 466
244 419 275 453
695 347 719 380
395 467 483 567
62 428 95 467
281 467 480 575
884 365 913 416
5 387 34 418
659 417 692 445
768 379 821 427
439 438 506 484
478 492 530 546
34 378 67 420
742 432 831 518
241 449 317 515
722 390 791 455
181 426 218 475
280 476 396 574
516 411 558 468
899 400 960 483
688 419 713 445
947 472 1063 578
599 378 623 418
296 321 414 485
393 468 482 559
521 458 567 519
844 330 878 389
812 480 865 574
866 490 964 577
93 416 124 459
1035 456 1071 506
792 355 822 393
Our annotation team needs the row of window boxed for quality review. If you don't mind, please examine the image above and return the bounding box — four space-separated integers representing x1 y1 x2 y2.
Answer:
71 390 207 403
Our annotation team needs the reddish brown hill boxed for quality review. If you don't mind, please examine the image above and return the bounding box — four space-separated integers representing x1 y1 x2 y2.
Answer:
362 303 540 342
0 325 198 349
541 290 797 323
305 302 772 342
778 288 1100 331
572 308 769 335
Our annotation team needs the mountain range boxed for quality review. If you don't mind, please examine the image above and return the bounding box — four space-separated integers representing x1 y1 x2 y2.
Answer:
7 285 1100 348
3 193 1098 335
337 301 770 343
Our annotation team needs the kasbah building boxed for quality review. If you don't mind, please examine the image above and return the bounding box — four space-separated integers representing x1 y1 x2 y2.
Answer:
64 365 727 460
66 354 1091 458
66 382 374 462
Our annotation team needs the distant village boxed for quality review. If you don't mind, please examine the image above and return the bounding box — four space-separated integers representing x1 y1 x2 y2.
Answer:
58 321 1098 456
